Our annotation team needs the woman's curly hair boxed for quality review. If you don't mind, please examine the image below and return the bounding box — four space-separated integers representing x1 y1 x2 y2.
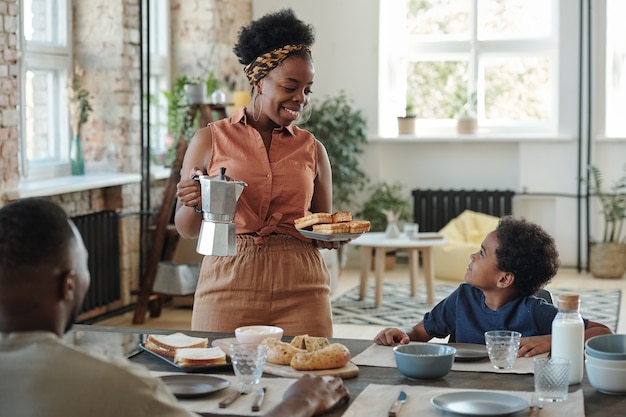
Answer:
233 8 315 65
495 216 561 297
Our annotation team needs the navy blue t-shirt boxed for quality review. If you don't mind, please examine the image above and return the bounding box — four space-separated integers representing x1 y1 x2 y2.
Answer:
422 283 588 344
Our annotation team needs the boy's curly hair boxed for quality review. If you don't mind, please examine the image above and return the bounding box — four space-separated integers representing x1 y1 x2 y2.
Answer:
495 216 561 297
233 8 315 65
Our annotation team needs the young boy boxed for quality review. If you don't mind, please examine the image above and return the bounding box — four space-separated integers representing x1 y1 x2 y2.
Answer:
374 216 612 357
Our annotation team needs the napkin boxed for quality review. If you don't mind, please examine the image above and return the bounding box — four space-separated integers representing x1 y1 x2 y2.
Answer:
342 384 585 417
351 343 547 374
150 371 296 415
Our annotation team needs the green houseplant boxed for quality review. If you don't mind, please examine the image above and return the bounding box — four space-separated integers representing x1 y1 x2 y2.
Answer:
455 90 477 134
298 91 369 211
161 75 202 166
582 164 626 278
357 181 413 270
357 182 412 232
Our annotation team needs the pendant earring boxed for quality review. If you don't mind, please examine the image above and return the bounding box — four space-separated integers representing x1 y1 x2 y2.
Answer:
252 93 263 122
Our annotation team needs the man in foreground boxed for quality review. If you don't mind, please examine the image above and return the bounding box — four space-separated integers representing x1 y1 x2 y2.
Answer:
0 198 348 416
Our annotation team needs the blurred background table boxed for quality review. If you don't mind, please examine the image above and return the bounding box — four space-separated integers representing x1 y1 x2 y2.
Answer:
350 232 448 307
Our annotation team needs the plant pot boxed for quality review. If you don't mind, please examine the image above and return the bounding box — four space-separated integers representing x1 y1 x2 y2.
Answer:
456 117 477 134
397 116 416 135
183 83 206 104
589 242 626 278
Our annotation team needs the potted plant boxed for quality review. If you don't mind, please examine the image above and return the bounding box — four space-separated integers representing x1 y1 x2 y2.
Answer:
397 99 417 135
161 76 202 166
67 65 93 175
357 182 413 270
455 90 477 134
582 164 626 278
298 91 369 211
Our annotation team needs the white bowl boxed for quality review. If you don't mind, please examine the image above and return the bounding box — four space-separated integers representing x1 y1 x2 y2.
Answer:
585 360 626 394
235 325 283 345
585 350 626 369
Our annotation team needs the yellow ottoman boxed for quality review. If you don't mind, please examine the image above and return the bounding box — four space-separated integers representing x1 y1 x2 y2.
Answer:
433 210 500 282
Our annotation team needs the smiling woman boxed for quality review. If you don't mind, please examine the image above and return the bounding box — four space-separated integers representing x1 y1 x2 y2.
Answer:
173 8 342 338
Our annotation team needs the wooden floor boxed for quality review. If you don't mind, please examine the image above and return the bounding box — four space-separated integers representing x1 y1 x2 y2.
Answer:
94 263 626 339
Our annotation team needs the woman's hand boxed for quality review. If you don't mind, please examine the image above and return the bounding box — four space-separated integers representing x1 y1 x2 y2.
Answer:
314 239 351 250
176 168 203 208
374 327 410 346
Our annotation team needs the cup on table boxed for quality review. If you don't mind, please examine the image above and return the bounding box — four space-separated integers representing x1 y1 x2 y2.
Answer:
484 330 521 369
403 223 419 240
534 357 570 402
230 343 268 393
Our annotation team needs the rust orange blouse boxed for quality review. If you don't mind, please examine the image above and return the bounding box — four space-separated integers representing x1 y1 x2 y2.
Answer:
208 107 317 244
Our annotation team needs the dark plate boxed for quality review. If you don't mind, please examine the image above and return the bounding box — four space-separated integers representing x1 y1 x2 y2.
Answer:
447 343 489 362
140 343 232 373
297 229 363 242
160 374 230 399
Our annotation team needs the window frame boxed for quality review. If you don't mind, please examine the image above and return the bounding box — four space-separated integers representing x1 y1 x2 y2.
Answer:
19 0 73 180
379 0 569 138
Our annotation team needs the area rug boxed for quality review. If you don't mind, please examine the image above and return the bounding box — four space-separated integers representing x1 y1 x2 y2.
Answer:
331 283 621 332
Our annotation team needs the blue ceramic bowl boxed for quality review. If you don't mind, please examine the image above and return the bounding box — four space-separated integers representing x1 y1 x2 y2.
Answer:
393 343 456 379
585 334 626 361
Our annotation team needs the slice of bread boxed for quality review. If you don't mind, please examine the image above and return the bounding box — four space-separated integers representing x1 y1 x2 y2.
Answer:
331 211 352 223
294 213 332 229
312 222 350 234
143 339 177 358
174 347 227 366
347 220 371 233
145 332 208 357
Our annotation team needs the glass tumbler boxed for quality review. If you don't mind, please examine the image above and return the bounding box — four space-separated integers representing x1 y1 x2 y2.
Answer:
230 343 268 393
484 330 521 369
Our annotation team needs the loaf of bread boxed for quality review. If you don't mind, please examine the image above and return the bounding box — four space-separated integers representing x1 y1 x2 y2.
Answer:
290 343 351 371
263 335 351 370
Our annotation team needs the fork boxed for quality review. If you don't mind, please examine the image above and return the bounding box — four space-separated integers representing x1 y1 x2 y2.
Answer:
530 394 542 417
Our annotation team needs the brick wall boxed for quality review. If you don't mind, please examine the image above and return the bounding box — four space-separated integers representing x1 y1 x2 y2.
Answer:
0 0 19 198
0 0 252 317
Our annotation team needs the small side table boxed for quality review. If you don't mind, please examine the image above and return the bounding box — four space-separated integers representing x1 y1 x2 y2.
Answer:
350 232 449 308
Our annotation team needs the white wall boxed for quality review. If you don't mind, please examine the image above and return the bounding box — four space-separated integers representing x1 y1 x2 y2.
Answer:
253 0 626 269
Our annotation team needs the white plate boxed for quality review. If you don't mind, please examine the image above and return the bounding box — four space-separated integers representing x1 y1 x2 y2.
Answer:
160 374 230 399
431 391 529 416
297 229 363 242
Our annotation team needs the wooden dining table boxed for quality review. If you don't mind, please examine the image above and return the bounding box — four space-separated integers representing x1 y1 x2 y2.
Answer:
73 325 625 417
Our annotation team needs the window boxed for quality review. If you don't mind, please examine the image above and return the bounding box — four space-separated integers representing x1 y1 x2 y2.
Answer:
19 0 72 179
381 0 561 136
604 0 626 138
145 0 171 159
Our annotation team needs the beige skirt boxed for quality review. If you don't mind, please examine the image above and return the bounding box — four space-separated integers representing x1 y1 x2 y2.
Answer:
191 234 333 337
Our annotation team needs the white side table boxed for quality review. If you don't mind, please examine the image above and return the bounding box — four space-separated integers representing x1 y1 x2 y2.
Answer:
350 232 449 308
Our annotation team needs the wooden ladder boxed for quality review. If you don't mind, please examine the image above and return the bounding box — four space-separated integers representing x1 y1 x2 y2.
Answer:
132 103 227 324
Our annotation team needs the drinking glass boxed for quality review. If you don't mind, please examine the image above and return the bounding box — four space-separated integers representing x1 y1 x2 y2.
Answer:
230 343 268 393
403 223 419 240
484 330 521 369
534 357 570 402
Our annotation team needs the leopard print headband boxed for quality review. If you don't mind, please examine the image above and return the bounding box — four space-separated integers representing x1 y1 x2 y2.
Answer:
244 44 312 85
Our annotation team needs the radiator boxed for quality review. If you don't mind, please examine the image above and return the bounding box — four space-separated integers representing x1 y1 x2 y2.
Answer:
412 189 515 232
71 211 121 313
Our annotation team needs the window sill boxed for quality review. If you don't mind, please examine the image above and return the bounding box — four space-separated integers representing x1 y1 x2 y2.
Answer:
5 172 142 200
370 133 576 143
